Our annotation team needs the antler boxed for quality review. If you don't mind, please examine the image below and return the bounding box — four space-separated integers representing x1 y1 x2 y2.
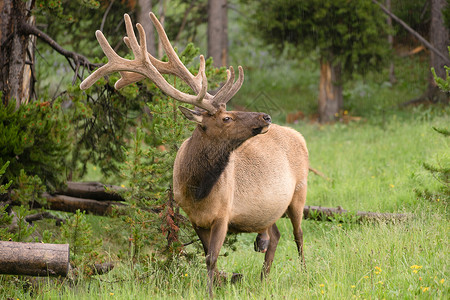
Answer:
80 13 244 113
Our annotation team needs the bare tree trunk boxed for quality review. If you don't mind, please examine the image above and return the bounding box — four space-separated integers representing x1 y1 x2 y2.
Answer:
137 0 156 56
0 0 35 108
427 0 449 102
386 0 396 84
0 241 69 277
157 0 166 59
318 58 343 123
208 0 228 67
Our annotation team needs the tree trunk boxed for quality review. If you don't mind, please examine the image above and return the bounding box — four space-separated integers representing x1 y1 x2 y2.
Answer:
427 0 449 102
0 0 35 108
43 193 122 215
208 0 228 67
386 0 396 84
137 0 156 56
62 181 125 202
318 58 343 123
0 241 69 277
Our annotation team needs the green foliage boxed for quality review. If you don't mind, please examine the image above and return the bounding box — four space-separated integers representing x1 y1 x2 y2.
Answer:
0 100 71 189
11 170 47 208
58 209 103 272
247 0 390 79
0 204 13 240
415 127 450 205
432 47 450 94
0 161 12 194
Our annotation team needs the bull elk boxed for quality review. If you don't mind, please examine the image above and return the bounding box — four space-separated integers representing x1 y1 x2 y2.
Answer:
80 13 309 297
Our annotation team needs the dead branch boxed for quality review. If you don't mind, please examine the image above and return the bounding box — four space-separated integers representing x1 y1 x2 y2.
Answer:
303 205 412 222
90 262 115 275
25 211 65 226
19 22 102 84
308 167 330 180
372 0 450 65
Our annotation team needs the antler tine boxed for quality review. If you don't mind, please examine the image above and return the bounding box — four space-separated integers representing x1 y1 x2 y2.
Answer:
212 66 244 106
79 30 122 90
80 13 213 112
80 13 244 113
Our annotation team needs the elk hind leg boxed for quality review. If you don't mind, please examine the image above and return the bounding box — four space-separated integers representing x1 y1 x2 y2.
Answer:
254 229 270 253
287 185 307 267
261 223 281 280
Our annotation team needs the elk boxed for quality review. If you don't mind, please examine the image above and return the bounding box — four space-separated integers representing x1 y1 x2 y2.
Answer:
80 13 309 298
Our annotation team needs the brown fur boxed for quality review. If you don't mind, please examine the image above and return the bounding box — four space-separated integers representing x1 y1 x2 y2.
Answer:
173 108 308 297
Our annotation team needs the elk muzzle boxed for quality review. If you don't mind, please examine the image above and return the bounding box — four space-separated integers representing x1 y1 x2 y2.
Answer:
252 113 272 135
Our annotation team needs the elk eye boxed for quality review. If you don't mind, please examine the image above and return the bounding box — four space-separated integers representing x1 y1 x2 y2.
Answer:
222 117 232 123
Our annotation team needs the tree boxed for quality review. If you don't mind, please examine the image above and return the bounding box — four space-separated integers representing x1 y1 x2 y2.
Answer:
208 0 228 67
249 0 390 122
137 0 157 56
427 0 449 103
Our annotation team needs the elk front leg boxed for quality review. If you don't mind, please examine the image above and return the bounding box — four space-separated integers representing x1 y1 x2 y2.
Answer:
193 225 211 256
205 218 228 298
261 223 281 280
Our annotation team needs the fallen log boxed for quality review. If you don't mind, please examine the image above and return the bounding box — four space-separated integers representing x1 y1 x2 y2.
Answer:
0 241 69 277
303 205 412 222
62 181 125 202
25 211 65 225
43 193 123 215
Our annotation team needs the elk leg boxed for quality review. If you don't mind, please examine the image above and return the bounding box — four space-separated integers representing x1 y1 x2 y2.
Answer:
193 225 211 256
261 223 281 280
287 186 307 267
254 230 270 253
206 218 228 298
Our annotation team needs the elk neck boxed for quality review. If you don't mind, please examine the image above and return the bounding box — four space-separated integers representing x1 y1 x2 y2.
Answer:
179 126 246 201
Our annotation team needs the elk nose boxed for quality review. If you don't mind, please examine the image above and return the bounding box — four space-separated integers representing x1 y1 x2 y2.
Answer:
262 114 272 123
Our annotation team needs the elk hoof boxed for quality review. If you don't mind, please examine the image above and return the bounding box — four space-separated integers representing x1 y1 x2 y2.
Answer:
254 233 269 253
230 272 243 284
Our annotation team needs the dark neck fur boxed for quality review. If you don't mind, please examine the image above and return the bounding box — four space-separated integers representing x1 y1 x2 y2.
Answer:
180 128 243 201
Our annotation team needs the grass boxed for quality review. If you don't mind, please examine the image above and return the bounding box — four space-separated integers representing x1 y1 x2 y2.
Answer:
1 106 448 300
2 50 449 299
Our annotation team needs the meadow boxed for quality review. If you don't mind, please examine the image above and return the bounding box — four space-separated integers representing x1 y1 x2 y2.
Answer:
1 53 449 299
25 107 446 300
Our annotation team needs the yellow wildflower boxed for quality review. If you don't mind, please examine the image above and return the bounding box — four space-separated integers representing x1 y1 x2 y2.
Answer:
319 283 325 287
110 293 114 296
389 184 395 188
440 279 445 284
351 285 356 289
364 276 369 279
321 290 325 295
421 287 430 292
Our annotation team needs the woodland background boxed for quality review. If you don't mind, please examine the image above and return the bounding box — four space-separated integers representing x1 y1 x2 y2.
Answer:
0 0 448 299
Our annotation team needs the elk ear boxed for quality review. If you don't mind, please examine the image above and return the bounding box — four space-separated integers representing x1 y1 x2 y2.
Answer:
179 106 203 123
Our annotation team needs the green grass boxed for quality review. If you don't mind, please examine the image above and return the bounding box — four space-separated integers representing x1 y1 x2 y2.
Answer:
1 106 448 300
2 50 449 299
